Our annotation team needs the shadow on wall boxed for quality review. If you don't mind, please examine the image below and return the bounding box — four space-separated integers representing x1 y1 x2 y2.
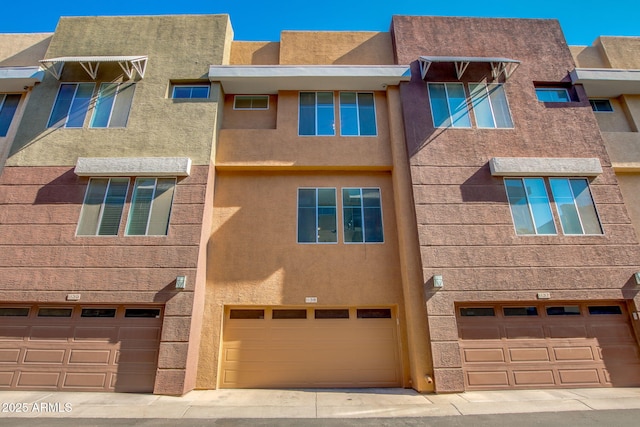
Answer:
459 164 507 203
33 169 84 205
0 36 52 67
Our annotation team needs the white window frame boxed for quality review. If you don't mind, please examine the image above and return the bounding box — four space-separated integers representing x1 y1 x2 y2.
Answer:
338 92 377 136
233 95 269 110
297 187 338 244
47 82 95 128
125 177 176 236
298 91 335 136
172 84 210 99
427 82 472 129
548 178 603 236
468 83 514 129
90 82 136 128
342 187 384 244
76 177 130 237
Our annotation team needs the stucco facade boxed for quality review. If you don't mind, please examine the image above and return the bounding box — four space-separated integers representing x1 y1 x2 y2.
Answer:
571 37 640 238
392 16 640 392
0 15 232 395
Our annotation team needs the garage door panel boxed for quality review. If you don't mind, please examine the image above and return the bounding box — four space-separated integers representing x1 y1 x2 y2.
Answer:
513 370 555 386
553 346 595 361
69 350 111 365
467 371 509 386
459 326 501 340
63 372 107 388
0 349 21 363
220 306 401 388
458 301 640 390
509 347 550 362
505 326 545 339
0 371 15 387
23 349 66 364
73 327 118 342
0 305 162 392
0 326 29 341
464 348 505 363
17 372 60 388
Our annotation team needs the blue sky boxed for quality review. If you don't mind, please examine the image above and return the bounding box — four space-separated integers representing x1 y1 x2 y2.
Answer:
1 1 638 46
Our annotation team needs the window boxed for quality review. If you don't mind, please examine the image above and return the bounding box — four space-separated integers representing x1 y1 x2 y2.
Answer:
172 85 210 99
315 309 349 319
469 83 513 128
339 92 376 136
299 92 335 135
48 83 94 128
549 178 602 235
588 306 622 315
297 188 337 243
357 308 392 319
77 178 129 236
126 178 176 236
504 178 556 235
0 307 29 316
38 308 73 317
459 307 495 317
124 308 161 318
590 99 613 112
234 95 268 109
343 188 383 243
230 309 265 319
503 307 538 316
0 94 21 137
273 309 307 319
535 88 570 103
81 308 116 318
546 306 580 316
427 83 471 128
91 83 135 128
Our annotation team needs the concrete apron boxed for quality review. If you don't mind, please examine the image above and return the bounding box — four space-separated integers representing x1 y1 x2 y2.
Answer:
2 388 640 419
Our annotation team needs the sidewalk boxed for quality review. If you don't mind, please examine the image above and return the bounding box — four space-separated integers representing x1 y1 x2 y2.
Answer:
2 387 640 419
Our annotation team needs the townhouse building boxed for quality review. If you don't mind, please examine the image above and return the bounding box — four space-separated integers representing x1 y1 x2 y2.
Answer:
0 15 232 395
571 37 640 236
391 16 640 392
1 13 640 396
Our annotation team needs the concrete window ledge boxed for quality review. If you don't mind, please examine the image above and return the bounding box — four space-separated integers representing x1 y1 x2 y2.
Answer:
489 157 602 177
74 157 192 177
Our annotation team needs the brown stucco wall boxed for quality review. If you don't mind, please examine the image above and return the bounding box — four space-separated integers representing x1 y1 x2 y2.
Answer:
391 16 640 392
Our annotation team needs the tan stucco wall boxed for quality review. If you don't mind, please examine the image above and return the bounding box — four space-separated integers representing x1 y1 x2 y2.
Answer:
599 37 640 69
279 31 394 65
218 91 393 168
7 15 232 166
221 94 277 129
0 33 52 66
230 41 280 65
196 170 409 388
594 97 634 132
570 45 609 68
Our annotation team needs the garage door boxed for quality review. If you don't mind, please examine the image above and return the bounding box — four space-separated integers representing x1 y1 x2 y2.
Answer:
220 306 402 388
457 301 640 389
0 305 162 392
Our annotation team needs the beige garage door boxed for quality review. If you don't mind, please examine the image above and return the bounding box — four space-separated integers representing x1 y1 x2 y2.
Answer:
457 302 640 390
0 305 162 392
220 306 402 388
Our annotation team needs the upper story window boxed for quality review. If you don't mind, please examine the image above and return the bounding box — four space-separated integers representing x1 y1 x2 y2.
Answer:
48 83 94 128
234 95 269 110
589 99 613 112
504 177 602 236
77 177 175 236
469 84 513 128
172 85 210 99
343 188 383 243
0 94 21 137
91 83 135 128
299 92 335 136
535 88 570 103
48 82 135 128
428 83 471 128
297 188 337 243
339 92 376 136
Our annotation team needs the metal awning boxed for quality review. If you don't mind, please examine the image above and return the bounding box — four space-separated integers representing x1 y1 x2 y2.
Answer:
208 65 411 94
418 56 520 80
0 66 45 91
39 55 148 80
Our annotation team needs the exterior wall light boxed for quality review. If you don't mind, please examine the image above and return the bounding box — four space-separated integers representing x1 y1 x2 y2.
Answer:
635 272 640 285
176 275 187 290
433 275 444 289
